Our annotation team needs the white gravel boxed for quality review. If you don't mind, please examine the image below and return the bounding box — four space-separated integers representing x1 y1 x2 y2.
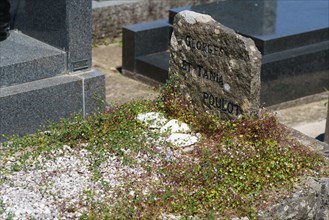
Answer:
0 114 199 219
0 145 156 219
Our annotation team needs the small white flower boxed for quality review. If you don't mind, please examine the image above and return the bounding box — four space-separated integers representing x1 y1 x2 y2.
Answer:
165 149 172 161
129 191 135 197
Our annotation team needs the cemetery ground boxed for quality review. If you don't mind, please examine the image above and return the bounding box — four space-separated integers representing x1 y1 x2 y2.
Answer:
92 41 159 105
0 43 328 219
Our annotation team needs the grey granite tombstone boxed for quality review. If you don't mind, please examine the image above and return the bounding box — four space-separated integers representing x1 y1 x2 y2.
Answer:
0 0 105 142
10 0 92 72
169 11 261 119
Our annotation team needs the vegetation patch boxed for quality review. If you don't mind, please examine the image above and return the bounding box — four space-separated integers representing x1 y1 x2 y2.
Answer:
0 78 328 219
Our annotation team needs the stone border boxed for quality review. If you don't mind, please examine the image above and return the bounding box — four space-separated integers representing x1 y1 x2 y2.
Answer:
289 126 329 158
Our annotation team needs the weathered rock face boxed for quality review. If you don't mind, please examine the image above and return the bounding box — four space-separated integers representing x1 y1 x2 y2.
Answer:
169 11 261 119
258 177 329 220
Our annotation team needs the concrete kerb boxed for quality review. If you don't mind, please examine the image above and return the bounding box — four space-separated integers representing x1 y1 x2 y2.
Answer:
289 127 329 158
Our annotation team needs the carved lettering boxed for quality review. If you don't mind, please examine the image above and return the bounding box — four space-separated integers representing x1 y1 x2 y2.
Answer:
181 60 192 72
185 35 192 47
184 35 225 56
181 60 224 87
203 92 242 116
196 40 202 50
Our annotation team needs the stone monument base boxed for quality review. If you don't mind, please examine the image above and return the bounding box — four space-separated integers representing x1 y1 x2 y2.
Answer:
0 70 105 142
0 31 105 142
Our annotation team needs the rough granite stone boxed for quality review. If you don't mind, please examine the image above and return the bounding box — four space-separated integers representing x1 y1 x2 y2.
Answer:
169 11 261 119
258 177 329 220
160 119 191 134
166 133 198 147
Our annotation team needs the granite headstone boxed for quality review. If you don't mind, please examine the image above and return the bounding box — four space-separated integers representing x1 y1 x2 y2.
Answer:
169 11 261 119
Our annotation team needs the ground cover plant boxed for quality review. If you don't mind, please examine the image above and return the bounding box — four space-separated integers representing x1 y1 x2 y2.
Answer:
0 77 328 219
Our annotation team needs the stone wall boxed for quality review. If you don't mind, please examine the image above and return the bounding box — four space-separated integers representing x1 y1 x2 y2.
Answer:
92 0 217 43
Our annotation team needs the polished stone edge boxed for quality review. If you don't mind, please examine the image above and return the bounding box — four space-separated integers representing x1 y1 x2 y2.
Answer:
0 75 78 97
75 70 106 115
254 28 329 55
136 52 169 84
262 41 329 64
0 69 105 142
261 42 329 80
122 19 170 72
122 69 162 88
0 31 67 87
0 53 67 88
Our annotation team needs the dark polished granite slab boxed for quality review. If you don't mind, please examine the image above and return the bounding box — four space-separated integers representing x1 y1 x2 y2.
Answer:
0 31 66 88
0 70 105 142
0 0 105 142
169 0 329 54
10 0 92 72
123 19 170 73
136 52 170 83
